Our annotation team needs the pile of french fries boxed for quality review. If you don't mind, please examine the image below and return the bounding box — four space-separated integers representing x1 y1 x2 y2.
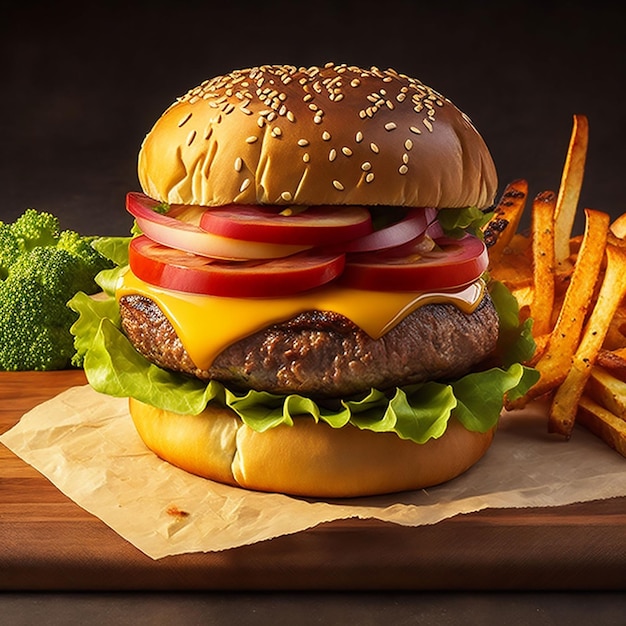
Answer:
484 114 626 457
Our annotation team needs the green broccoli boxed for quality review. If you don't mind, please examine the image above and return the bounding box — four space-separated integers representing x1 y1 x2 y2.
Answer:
0 208 114 371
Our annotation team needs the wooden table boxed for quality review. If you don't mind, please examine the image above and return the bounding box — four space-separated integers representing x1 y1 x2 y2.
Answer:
2 371 625 591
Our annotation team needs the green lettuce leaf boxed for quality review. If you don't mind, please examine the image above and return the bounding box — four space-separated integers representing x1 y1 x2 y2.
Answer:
68 279 539 445
436 206 492 238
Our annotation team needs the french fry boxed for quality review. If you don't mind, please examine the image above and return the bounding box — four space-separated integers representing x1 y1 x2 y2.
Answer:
483 179 528 264
597 348 626 380
487 116 626 454
521 209 609 400
554 114 589 264
586 365 626 418
489 230 532 280
549 244 626 437
610 213 626 240
529 191 557 336
602 305 626 350
577 395 626 458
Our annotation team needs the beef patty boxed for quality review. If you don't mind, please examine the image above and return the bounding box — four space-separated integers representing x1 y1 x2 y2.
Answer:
119 293 499 398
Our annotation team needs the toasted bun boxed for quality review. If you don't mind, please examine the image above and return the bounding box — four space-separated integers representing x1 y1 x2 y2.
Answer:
138 63 497 209
129 397 495 498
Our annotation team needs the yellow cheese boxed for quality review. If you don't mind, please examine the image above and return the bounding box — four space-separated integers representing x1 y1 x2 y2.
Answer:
117 270 485 371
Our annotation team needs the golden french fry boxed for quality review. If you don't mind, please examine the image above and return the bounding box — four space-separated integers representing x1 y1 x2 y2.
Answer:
549 244 626 437
597 347 626 377
483 179 528 264
577 395 626 458
554 114 589 264
586 365 626 419
610 213 626 240
529 191 557 336
602 305 626 350
523 209 609 399
489 233 532 289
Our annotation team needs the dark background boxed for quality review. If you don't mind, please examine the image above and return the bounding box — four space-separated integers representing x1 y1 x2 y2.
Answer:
1 0 624 237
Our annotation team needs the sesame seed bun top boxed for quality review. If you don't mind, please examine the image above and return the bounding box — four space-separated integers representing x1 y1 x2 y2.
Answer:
137 63 497 209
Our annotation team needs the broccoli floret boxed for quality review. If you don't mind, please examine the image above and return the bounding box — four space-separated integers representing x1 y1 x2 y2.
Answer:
11 208 60 251
0 209 114 371
0 223 20 279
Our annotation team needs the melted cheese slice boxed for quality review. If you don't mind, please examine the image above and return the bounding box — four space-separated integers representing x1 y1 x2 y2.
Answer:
118 270 485 371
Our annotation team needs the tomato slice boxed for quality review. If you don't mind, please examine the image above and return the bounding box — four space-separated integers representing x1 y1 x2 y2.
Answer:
128 235 346 297
199 204 372 245
126 192 311 260
340 234 488 292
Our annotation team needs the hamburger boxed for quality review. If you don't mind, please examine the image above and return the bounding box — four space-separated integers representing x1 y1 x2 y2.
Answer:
71 63 537 498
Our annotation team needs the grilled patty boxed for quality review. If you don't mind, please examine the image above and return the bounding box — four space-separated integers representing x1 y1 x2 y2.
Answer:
119 293 499 398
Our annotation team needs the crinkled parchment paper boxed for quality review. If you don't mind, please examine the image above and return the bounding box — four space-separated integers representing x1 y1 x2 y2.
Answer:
2 385 625 559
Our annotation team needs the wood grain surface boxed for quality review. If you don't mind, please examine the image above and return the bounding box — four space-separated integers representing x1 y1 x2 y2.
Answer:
1 371 625 591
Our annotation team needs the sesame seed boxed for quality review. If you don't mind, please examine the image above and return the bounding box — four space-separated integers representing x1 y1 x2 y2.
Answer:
223 103 235 114
281 191 293 201
359 110 367 119
246 136 258 143
240 178 251 192
314 115 323 124
399 164 409 175
404 139 413 150
402 153 409 164
234 157 243 172
240 107 252 115
396 93 406 103
178 112 192 127
355 131 363 143
329 148 337 161
361 161 372 171
341 147 353 156
334 93 344 102
186 130 197 146
286 111 296 122
423 118 433 132
322 131 331 141
297 139 310 147
303 93 313 102
370 142 379 153
365 172 375 183
271 126 282 137
384 122 397 131
257 117 266 128
303 153 310 163
350 78 360 87
410 126 422 134
332 180 345 190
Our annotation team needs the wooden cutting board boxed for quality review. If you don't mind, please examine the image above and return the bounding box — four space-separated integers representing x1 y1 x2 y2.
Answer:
1 371 625 591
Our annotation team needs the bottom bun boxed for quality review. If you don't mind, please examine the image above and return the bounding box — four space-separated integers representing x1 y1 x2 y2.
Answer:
129 398 495 498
